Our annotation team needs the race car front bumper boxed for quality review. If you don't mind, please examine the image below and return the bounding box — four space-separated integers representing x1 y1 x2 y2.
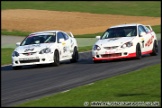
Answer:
12 52 54 67
92 48 136 61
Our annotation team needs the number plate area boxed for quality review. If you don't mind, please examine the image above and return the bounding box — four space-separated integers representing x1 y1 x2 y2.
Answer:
19 57 40 63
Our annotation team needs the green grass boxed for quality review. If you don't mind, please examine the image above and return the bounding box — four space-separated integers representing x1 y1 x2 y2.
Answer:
16 64 161 107
1 48 14 65
2 1 160 17
78 46 92 52
153 25 161 34
1 25 161 38
1 29 31 37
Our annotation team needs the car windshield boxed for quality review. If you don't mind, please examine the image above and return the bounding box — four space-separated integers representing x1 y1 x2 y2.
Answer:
101 26 137 39
20 35 56 46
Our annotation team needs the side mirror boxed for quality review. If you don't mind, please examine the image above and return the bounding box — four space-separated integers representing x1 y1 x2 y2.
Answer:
139 32 146 37
96 36 101 40
16 42 21 47
59 38 65 43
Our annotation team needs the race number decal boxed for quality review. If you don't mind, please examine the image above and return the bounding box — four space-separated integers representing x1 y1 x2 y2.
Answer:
63 46 67 52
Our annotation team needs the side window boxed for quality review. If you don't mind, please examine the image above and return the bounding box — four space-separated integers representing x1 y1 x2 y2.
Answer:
57 32 66 43
62 32 69 40
138 25 146 35
143 26 150 33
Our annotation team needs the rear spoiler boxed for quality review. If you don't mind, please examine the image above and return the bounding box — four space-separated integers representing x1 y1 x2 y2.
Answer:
68 32 74 38
145 25 153 31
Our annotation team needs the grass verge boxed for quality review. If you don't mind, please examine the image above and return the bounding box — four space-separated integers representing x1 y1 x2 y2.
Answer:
1 48 13 65
78 46 92 52
16 64 161 107
2 1 160 17
1 25 161 38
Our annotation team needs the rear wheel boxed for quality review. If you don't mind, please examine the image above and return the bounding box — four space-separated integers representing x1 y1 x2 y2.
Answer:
53 50 60 66
150 40 158 56
136 44 141 59
70 47 79 63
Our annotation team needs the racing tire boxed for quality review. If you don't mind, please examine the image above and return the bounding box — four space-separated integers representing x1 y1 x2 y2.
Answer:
12 66 22 70
150 40 158 56
70 47 79 63
53 50 60 66
136 44 142 59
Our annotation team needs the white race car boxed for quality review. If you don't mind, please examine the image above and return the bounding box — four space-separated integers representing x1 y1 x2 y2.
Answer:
92 23 158 63
12 30 79 69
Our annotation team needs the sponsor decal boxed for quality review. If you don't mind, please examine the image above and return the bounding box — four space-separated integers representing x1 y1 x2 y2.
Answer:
141 38 144 41
107 38 120 42
62 42 66 46
24 48 34 52
32 44 41 47
145 36 154 47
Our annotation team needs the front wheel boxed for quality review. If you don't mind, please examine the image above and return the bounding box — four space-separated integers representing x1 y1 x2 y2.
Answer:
70 47 79 63
150 40 158 56
136 44 142 59
53 50 60 66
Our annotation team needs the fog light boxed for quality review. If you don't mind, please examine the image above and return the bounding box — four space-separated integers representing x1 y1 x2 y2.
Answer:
96 55 100 58
124 52 127 55
42 58 45 61
15 61 18 64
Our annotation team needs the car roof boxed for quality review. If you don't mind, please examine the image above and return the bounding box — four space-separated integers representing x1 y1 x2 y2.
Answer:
109 23 142 28
29 30 65 35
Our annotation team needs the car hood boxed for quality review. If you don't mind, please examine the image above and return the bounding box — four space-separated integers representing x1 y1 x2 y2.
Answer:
95 37 135 47
15 43 54 53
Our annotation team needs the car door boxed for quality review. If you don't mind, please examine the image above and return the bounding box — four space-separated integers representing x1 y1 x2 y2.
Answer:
57 32 70 60
138 25 152 53
62 32 73 54
143 25 154 51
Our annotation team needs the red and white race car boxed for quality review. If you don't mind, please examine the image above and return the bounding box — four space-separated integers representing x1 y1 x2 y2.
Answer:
92 23 158 63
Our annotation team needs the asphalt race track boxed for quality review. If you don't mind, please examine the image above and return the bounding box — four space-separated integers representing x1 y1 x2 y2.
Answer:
1 41 161 107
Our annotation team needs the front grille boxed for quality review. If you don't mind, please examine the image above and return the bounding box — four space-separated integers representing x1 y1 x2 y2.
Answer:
104 46 118 50
20 59 40 63
101 53 121 58
22 52 36 56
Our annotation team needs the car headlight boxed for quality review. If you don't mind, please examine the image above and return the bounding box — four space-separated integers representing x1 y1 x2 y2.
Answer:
12 51 19 57
93 45 101 50
121 41 133 48
39 48 51 54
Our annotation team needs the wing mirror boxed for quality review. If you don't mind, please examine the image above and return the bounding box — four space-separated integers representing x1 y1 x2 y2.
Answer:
16 42 21 47
59 38 65 43
139 32 146 37
96 36 101 40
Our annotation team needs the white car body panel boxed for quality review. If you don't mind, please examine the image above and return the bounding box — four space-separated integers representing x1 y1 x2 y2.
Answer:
12 30 78 68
